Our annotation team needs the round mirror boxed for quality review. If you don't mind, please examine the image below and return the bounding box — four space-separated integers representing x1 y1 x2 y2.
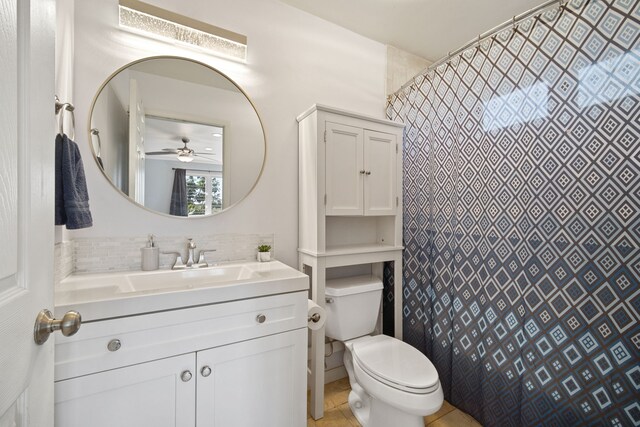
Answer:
89 56 265 217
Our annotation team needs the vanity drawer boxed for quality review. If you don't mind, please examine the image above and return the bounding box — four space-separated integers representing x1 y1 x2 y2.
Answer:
55 291 307 381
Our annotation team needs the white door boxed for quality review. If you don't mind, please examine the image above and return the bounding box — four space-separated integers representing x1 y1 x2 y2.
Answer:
325 122 364 216
54 354 196 427
0 0 55 425
128 78 146 204
364 130 397 216
196 329 306 427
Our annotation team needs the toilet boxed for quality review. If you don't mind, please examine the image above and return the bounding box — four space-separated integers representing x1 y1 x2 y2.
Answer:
324 275 443 427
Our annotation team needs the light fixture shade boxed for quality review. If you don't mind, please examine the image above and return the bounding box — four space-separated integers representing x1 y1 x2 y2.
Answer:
177 152 194 162
118 0 247 61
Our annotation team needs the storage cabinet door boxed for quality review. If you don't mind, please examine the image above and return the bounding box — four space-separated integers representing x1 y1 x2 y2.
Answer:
196 328 306 427
364 130 397 216
54 354 196 427
325 122 364 215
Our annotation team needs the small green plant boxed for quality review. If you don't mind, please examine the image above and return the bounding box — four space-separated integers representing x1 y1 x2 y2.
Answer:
257 244 271 253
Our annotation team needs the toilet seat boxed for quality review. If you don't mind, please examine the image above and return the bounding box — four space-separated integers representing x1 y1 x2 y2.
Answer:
351 335 440 394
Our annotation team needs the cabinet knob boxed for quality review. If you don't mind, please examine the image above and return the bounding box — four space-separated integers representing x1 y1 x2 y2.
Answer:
180 370 193 382
359 170 366 174
365 171 371 175
107 339 121 352
256 314 266 324
201 366 212 377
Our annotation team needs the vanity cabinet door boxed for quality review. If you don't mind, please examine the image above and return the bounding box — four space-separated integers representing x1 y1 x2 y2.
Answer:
54 353 196 427
196 328 307 427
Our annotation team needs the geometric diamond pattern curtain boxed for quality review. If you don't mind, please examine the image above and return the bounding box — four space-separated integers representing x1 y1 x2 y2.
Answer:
387 1 640 425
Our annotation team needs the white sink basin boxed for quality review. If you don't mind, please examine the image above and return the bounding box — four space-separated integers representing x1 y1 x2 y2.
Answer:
125 264 257 292
55 261 308 321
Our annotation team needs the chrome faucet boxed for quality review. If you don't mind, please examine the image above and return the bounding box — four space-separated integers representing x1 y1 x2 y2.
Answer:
186 238 197 267
161 239 216 270
185 238 216 269
161 251 186 270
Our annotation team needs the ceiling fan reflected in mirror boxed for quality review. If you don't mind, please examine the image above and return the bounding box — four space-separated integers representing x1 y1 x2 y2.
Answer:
145 137 217 163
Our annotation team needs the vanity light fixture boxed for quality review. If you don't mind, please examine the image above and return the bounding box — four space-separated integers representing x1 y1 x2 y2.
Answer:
118 0 247 61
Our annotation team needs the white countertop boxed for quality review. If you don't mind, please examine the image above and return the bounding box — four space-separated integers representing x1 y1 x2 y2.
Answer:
55 260 309 322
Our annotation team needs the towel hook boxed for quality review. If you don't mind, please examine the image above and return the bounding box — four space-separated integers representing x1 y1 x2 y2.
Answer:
55 95 76 139
91 128 101 157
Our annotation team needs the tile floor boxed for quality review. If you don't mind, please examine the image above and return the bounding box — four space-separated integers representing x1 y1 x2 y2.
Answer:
307 378 482 427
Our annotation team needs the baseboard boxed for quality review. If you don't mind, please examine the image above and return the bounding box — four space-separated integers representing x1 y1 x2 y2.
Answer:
324 366 347 384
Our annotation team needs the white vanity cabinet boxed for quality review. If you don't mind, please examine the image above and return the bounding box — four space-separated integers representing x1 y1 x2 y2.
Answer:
54 291 307 427
326 122 397 216
196 330 306 426
55 353 196 427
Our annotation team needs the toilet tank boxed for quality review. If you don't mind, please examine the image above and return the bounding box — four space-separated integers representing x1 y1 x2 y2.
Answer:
324 275 383 341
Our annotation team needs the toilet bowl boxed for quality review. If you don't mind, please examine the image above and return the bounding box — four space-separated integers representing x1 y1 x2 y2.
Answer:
344 335 443 427
324 275 443 427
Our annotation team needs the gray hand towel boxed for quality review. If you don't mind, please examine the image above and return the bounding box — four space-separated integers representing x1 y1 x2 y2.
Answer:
55 133 93 229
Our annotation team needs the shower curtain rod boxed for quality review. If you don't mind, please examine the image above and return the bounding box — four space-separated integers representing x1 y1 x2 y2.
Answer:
396 0 566 93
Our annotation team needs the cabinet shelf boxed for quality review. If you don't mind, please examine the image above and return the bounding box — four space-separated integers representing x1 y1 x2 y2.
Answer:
299 243 403 257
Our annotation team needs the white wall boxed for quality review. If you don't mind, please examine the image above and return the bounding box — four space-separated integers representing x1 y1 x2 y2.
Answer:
67 0 387 267
386 45 431 95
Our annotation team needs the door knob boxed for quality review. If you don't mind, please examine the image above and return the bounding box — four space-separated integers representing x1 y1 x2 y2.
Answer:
33 309 82 345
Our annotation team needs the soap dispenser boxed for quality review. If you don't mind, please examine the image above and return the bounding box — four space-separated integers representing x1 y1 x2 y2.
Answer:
141 234 159 271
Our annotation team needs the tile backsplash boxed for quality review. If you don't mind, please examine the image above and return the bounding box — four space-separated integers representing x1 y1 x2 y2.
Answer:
54 240 74 285
55 233 275 283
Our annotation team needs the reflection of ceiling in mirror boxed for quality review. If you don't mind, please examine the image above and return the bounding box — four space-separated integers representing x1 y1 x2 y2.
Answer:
129 59 239 92
144 116 223 165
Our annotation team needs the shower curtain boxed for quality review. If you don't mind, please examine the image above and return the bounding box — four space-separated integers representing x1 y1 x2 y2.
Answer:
387 0 640 425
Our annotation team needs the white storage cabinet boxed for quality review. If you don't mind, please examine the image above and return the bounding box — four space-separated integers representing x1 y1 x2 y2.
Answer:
297 104 404 420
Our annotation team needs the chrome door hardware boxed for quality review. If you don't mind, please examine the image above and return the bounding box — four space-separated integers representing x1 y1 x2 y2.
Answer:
201 366 212 377
256 314 266 323
107 339 122 352
34 309 81 345
308 313 321 323
180 370 192 382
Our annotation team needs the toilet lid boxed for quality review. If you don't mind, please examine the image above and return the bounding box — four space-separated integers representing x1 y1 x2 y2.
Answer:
352 335 439 393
